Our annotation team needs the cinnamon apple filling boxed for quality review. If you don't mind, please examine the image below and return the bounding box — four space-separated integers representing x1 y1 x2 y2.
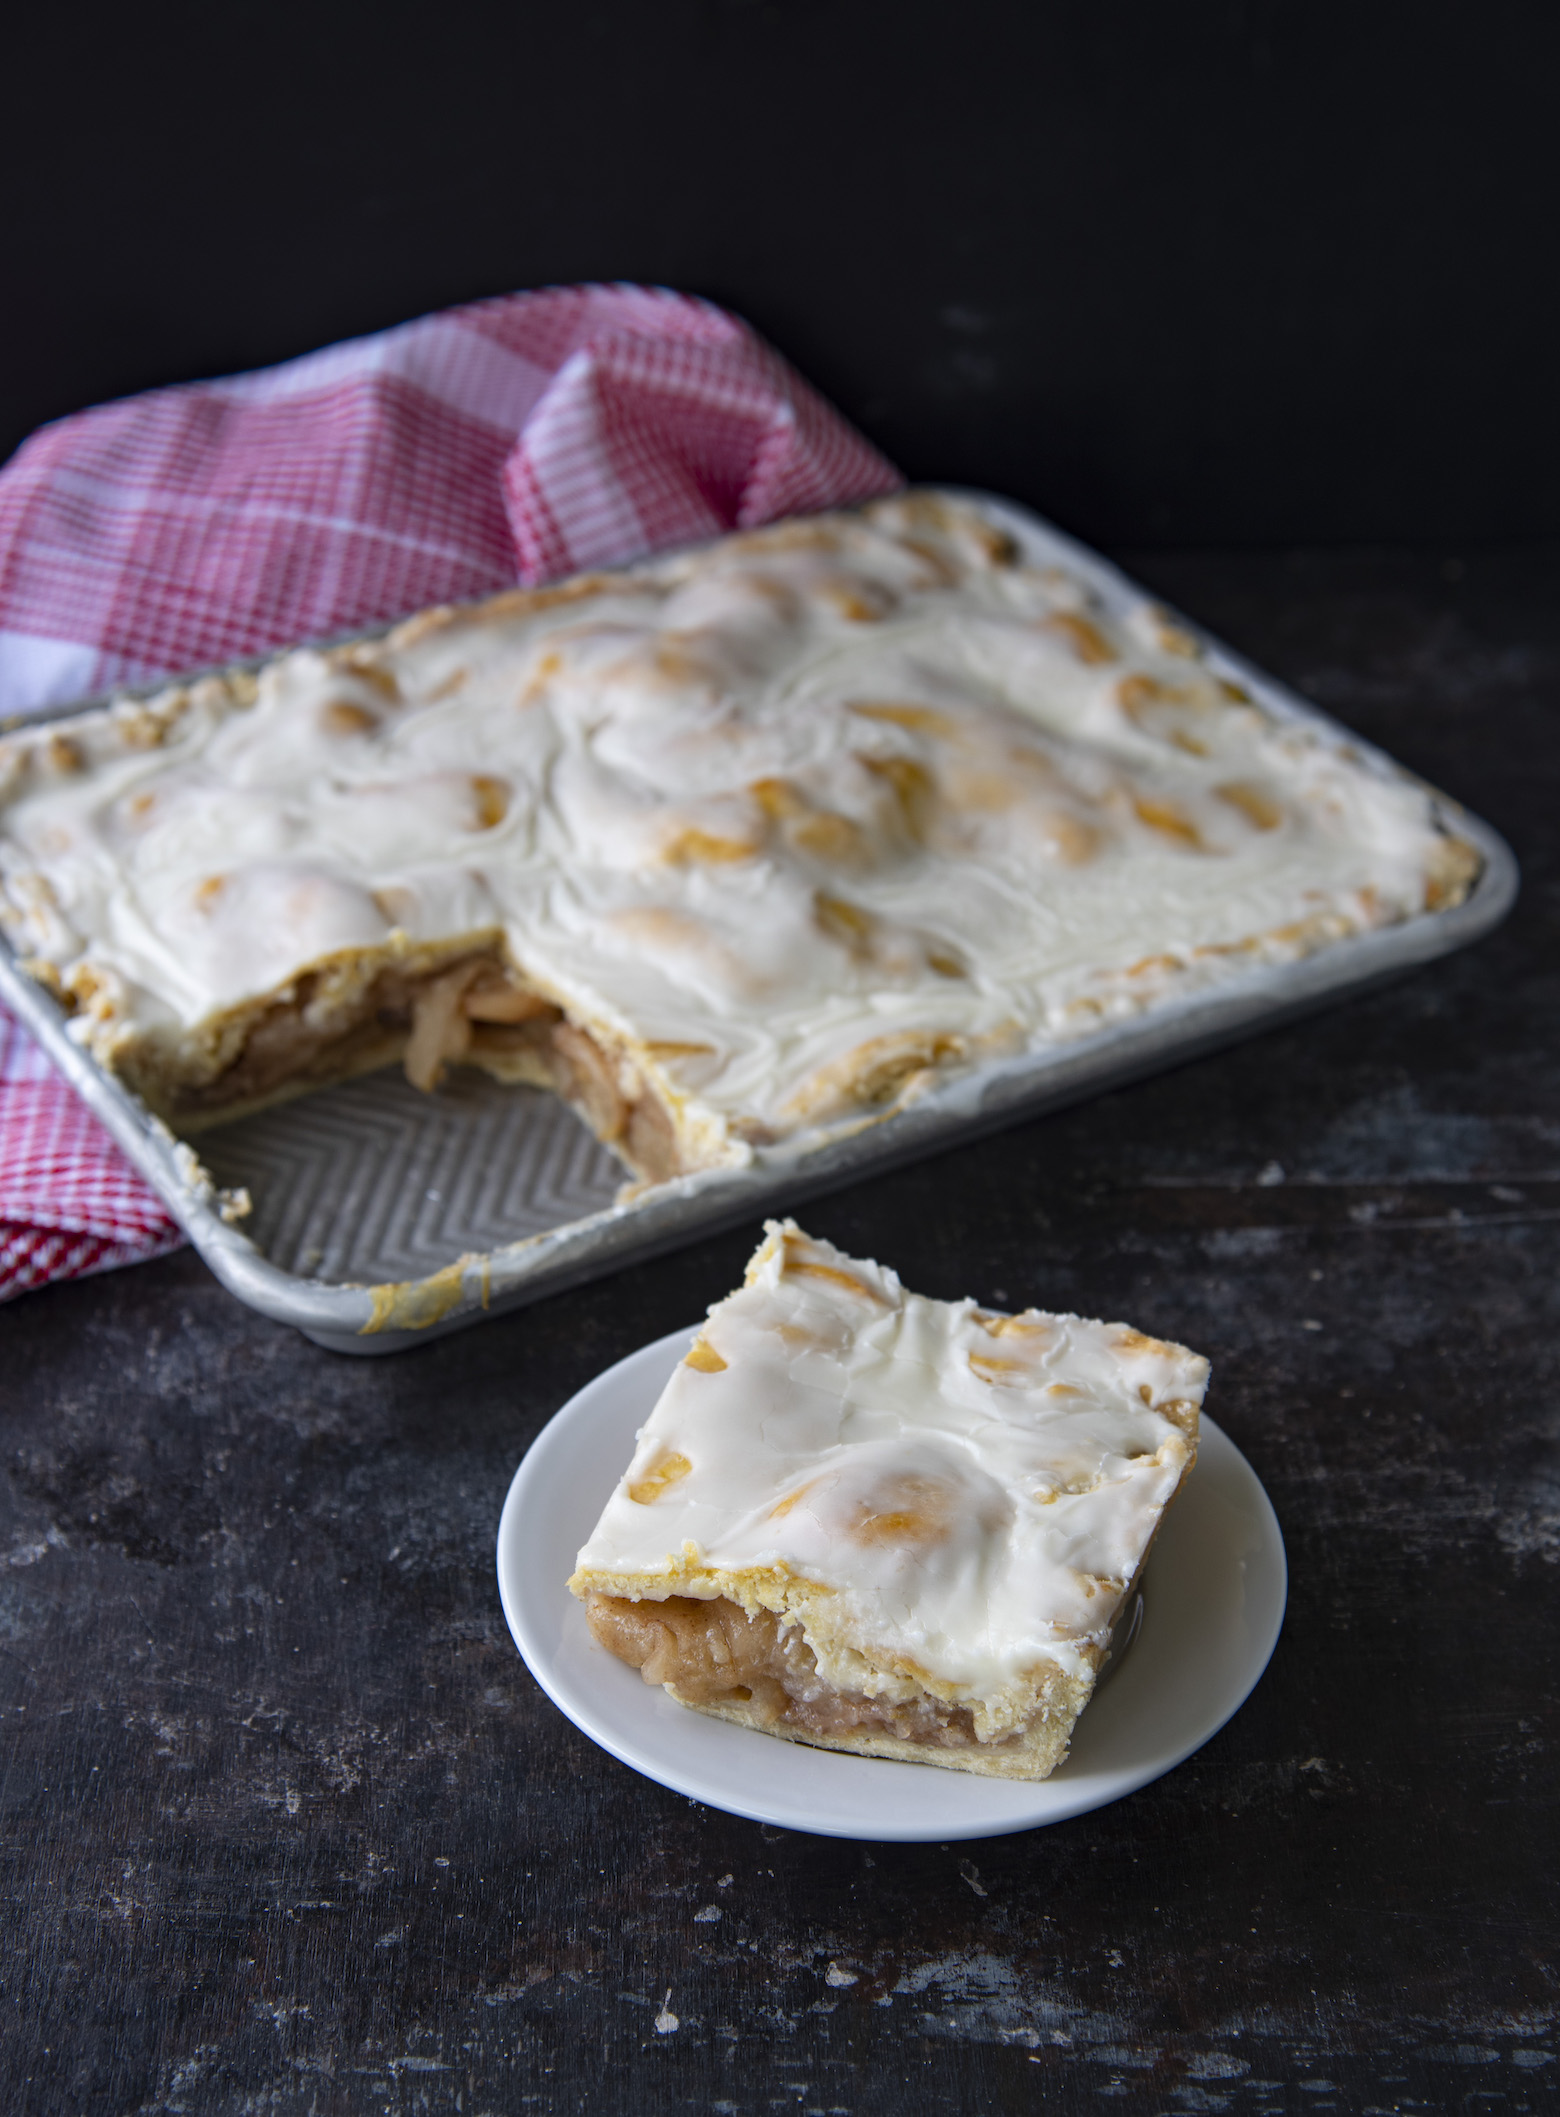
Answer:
586 1591 1007 1750
139 952 684 1181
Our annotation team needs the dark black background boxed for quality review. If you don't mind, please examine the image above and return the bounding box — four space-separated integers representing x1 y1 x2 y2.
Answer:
7 0 1559 548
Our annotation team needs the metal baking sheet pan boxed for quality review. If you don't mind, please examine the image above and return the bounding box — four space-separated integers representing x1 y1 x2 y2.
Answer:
0 492 1519 1352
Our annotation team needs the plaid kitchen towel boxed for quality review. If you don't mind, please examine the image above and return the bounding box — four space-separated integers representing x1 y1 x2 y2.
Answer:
0 284 901 1301
0 1009 185 1301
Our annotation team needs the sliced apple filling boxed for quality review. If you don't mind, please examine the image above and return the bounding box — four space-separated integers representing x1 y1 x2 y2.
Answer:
132 949 686 1182
586 1591 1007 1751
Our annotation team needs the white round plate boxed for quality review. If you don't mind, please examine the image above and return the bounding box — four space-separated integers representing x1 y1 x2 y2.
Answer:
497 1326 1287 1841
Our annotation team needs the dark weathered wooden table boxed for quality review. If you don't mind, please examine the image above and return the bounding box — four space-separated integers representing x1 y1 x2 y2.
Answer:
4 547 1556 2115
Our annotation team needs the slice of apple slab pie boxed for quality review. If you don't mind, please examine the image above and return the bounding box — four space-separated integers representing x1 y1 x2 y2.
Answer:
570 1220 1208 1779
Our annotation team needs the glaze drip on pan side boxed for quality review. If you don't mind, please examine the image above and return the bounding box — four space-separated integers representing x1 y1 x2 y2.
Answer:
0 492 1478 1181
569 1221 1210 1780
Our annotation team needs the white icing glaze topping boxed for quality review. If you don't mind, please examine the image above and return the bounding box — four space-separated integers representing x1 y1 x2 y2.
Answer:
0 493 1466 1154
570 1222 1207 1724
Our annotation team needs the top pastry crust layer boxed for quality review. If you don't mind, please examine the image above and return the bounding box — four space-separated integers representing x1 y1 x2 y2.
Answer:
0 491 1477 1168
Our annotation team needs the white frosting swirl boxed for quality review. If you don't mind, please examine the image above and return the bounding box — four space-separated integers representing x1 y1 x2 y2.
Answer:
0 493 1466 1153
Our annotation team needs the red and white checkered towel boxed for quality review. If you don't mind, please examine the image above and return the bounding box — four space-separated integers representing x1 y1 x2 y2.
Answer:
0 283 901 1302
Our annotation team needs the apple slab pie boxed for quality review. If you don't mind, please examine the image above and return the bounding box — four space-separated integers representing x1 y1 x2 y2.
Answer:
571 1221 1208 1778
0 492 1476 1184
